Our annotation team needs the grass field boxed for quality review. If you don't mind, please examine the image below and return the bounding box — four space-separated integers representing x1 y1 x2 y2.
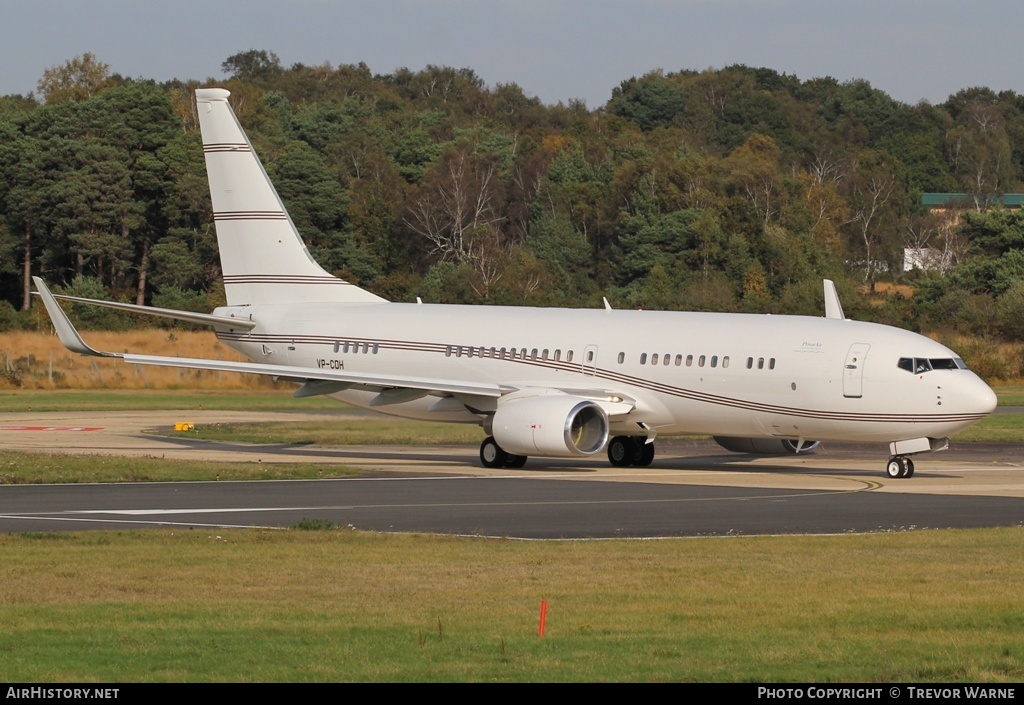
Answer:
0 528 1021 682
0 386 1021 682
0 450 357 484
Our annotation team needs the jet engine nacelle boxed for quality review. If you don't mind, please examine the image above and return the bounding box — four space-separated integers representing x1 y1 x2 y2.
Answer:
489 395 609 457
713 436 820 455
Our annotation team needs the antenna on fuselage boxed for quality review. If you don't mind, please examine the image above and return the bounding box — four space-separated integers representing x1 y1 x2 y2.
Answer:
823 279 846 320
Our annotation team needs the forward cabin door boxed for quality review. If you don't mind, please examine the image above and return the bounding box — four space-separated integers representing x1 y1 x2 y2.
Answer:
843 343 870 398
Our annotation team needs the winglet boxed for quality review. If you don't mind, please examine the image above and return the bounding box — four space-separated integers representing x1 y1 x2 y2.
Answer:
32 277 118 357
823 279 845 320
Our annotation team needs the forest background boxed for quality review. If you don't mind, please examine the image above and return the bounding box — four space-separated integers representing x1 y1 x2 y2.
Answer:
3 50 1024 369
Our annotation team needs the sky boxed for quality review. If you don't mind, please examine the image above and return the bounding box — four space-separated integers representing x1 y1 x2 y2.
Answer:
1 0 1021 108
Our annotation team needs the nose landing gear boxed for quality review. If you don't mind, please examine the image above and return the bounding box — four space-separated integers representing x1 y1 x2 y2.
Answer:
886 456 915 479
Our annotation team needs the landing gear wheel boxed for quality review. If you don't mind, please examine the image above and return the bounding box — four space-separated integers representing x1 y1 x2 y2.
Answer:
608 436 635 467
634 441 655 467
886 458 903 479
505 454 528 468
480 437 508 469
903 458 915 478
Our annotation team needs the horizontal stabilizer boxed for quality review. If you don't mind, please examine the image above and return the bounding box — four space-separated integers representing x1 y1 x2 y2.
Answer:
46 291 256 330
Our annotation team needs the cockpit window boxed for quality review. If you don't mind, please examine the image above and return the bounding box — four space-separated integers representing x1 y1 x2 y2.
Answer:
898 357 968 373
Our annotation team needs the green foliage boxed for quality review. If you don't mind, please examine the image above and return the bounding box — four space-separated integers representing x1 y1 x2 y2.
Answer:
36 53 111 103
0 300 22 331
4 55 1024 342
53 276 134 330
611 73 686 131
221 49 282 82
292 517 336 531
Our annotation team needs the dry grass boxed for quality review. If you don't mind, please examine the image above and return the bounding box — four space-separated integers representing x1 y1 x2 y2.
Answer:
0 330 275 390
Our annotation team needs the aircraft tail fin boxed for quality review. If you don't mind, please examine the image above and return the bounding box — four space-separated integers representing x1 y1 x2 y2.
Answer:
195 88 386 307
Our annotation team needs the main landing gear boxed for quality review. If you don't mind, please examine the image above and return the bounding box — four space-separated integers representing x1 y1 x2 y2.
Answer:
886 456 915 479
607 436 655 467
479 437 527 469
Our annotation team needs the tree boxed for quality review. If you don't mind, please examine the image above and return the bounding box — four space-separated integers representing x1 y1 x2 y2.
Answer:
842 150 907 285
723 134 786 224
945 98 1013 210
611 72 686 131
37 53 110 103
405 143 506 270
221 50 282 82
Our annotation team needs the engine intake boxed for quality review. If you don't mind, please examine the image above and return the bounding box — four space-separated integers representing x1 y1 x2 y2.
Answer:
490 395 609 457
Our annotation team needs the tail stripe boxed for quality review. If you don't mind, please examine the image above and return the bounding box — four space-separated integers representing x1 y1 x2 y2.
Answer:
223 275 352 286
204 143 251 153
214 211 288 221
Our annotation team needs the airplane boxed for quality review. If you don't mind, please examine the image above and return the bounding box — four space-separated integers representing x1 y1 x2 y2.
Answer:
33 87 998 479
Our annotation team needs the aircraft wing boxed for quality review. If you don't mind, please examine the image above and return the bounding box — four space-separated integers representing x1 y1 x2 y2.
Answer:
34 277 503 399
34 278 637 415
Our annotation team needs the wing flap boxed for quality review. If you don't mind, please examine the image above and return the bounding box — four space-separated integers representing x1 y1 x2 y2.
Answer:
119 352 503 397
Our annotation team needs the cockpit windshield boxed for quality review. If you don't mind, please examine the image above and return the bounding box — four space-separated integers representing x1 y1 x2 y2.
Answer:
897 357 968 373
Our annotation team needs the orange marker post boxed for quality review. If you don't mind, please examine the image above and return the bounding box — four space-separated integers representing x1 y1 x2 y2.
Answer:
539 600 547 637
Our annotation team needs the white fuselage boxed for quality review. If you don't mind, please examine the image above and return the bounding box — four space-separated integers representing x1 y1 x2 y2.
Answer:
214 301 997 444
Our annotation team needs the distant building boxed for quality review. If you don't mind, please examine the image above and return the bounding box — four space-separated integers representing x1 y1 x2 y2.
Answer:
903 248 950 273
922 193 1024 212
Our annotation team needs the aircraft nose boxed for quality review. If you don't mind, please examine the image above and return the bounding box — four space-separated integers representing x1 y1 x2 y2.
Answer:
963 374 998 416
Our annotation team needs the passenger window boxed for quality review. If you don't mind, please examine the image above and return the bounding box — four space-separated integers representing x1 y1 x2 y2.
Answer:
686 355 693 367
698 355 706 367
640 353 648 365
757 358 764 369
722 356 730 369
372 344 379 355
663 354 670 366
652 353 659 365
554 349 561 361
769 358 775 370
586 350 594 363
746 357 753 369
675 355 682 366
617 352 625 364
567 351 574 362
542 349 549 360
710 355 718 368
